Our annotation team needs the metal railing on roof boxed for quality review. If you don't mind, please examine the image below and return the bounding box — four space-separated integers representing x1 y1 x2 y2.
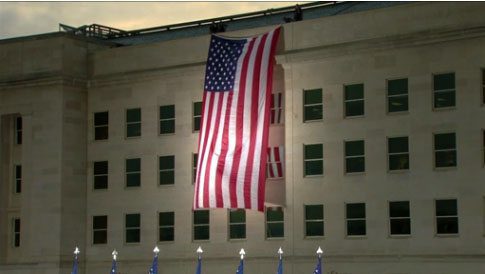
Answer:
59 2 339 40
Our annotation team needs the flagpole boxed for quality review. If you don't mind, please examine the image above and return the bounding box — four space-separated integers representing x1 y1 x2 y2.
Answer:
277 247 283 274
111 249 118 274
237 249 245 274
195 246 203 274
71 247 80 274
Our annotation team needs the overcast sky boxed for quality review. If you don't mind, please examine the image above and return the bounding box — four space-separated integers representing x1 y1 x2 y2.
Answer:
0 2 302 39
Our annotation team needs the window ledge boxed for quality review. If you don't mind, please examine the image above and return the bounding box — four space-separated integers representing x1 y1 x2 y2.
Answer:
303 119 323 124
432 106 456 112
92 188 109 192
388 234 411 239
304 174 324 178
192 239 211 243
433 166 457 171
345 235 367 239
386 110 409 116
344 172 366 176
265 237 285 241
125 136 142 140
228 238 247 242
387 169 409 174
434 233 459 238
158 184 175 188
124 242 141 246
124 186 142 190
157 241 175 244
304 236 325 240
344 115 365 120
159 132 176 136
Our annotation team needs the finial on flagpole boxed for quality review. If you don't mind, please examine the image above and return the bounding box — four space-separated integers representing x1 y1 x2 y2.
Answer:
316 247 323 258
74 247 80 256
239 248 245 260
277 247 283 260
153 246 160 255
112 249 118 261
196 246 203 259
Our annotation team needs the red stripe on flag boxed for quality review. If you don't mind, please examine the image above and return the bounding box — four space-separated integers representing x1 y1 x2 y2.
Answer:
194 91 208 208
244 33 268 209
258 27 281 211
215 92 233 208
201 94 217 208
229 39 255 208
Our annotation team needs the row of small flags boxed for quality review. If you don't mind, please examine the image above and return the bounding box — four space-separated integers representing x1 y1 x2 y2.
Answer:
70 246 324 274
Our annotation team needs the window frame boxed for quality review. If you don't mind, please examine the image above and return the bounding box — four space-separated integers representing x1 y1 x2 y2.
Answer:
14 165 21 194
435 199 459 236
432 72 456 110
304 204 324 238
125 158 141 188
193 101 202 132
388 201 411 237
93 161 108 190
345 202 366 237
93 111 109 141
15 116 22 145
482 129 485 167
343 83 364 118
265 206 284 239
125 213 141 244
271 92 284 125
92 215 108 245
482 68 485 106
386 77 409 114
158 155 175 186
228 209 246 240
303 88 323 122
125 108 141 138
12 217 20 247
193 210 210 241
433 132 457 169
158 211 175 242
193 153 198 185
159 104 176 135
303 143 323 177
387 136 409 172
344 139 365 174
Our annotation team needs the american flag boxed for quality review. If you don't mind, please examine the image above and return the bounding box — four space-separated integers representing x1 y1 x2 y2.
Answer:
194 27 281 212
271 93 283 124
267 146 284 178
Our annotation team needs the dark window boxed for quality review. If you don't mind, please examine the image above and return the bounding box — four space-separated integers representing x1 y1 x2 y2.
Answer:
344 84 364 117
483 130 485 166
193 102 202 132
126 158 141 187
305 205 324 237
304 144 323 176
93 215 107 244
435 199 458 234
126 108 141 137
94 112 108 140
125 214 140 243
388 137 409 171
159 212 174 242
387 78 408 113
229 209 246 240
345 140 365 173
389 201 410 235
193 210 210 241
433 73 455 108
346 203 366 236
266 207 284 238
160 105 175 134
159 156 175 185
434 133 457 168
193 153 198 184
15 116 22 144
13 218 20 247
303 89 322 121
93 161 108 189
14 165 21 193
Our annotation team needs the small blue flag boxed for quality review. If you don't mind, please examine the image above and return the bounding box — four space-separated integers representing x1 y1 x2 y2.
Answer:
313 257 322 274
276 257 283 274
148 254 158 274
236 259 244 274
110 258 117 274
195 257 202 274
71 255 78 274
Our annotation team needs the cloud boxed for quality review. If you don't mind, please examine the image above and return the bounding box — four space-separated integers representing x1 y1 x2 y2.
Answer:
0 2 302 39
